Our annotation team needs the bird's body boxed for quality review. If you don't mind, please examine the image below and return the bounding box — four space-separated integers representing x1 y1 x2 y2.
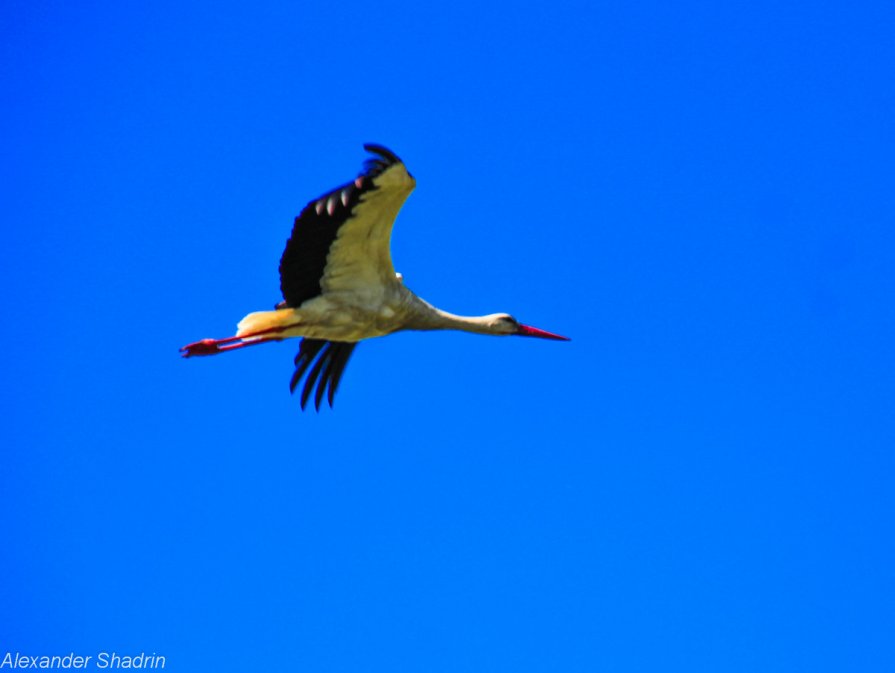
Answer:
182 144 569 409
235 287 531 342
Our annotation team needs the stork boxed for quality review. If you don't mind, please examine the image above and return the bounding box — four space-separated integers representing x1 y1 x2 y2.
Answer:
181 144 570 410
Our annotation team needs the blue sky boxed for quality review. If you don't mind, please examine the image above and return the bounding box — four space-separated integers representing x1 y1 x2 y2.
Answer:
2 1 894 671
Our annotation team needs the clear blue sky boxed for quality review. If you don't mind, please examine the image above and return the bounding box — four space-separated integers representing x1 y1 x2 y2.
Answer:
2 1 894 671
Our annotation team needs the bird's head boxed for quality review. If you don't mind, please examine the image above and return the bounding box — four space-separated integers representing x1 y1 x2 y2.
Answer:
487 313 570 340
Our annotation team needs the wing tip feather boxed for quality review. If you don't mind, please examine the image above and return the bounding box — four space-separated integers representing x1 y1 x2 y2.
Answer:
363 143 403 165
290 339 358 411
361 143 406 177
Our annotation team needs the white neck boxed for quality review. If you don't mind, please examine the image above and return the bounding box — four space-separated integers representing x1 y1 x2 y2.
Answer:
404 295 501 335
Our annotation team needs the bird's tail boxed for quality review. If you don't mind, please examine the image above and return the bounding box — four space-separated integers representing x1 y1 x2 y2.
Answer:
236 308 301 340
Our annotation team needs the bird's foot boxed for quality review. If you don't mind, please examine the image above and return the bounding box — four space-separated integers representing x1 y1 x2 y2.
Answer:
180 338 225 357
180 332 281 358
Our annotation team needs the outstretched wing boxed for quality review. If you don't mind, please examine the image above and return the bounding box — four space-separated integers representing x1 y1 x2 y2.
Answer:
290 339 358 411
279 144 416 308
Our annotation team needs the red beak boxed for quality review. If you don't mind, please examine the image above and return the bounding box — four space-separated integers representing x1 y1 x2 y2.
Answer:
516 324 571 341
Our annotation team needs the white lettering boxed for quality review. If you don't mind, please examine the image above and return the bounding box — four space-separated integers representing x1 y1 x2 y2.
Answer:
1 652 157 670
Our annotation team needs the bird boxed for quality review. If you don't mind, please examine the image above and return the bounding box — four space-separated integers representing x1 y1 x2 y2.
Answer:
181 144 570 410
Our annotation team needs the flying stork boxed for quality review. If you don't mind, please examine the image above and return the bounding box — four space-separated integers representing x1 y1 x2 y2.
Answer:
181 144 570 410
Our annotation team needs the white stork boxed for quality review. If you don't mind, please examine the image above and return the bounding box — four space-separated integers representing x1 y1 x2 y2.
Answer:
181 144 570 410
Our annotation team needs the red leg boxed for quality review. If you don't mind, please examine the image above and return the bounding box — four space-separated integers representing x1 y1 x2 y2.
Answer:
180 324 296 358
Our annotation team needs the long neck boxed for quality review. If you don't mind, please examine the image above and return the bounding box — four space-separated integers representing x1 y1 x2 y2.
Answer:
404 294 497 335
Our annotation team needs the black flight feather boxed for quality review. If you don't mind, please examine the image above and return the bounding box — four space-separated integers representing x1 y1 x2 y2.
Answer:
290 339 358 410
289 339 325 394
325 343 355 408
301 350 329 410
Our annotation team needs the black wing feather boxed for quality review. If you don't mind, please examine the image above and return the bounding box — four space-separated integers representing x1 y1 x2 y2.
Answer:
300 350 329 410
290 339 326 394
278 144 405 308
326 344 355 408
290 339 359 411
